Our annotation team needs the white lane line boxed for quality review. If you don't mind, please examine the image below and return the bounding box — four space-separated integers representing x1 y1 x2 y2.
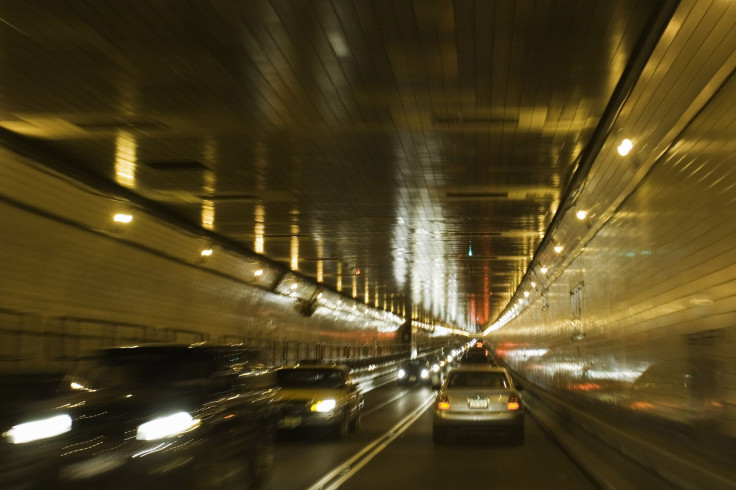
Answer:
307 393 435 490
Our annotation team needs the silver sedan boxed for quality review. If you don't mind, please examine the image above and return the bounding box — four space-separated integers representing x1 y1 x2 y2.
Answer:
432 366 524 444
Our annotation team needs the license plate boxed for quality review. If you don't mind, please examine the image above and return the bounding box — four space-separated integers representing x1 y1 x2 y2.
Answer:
278 415 302 429
468 398 488 409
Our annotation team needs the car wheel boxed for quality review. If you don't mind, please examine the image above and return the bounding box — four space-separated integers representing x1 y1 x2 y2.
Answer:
333 410 350 439
432 426 446 444
349 411 361 432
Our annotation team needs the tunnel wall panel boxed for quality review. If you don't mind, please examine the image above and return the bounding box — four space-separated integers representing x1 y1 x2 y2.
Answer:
0 148 403 373
491 92 736 442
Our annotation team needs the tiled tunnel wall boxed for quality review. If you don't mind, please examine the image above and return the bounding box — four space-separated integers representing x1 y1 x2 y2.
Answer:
0 147 405 374
489 66 736 440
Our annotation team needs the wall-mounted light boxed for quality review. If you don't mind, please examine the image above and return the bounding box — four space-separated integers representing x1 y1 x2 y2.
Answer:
113 213 133 223
617 138 633 156
575 210 587 220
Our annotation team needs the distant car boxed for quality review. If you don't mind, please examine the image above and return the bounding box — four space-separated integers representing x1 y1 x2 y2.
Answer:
0 343 279 490
433 366 524 444
397 358 431 385
422 354 445 388
458 346 495 366
274 364 364 439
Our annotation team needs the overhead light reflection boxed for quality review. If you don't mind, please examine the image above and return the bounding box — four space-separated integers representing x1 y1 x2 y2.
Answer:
114 132 136 187
254 205 265 254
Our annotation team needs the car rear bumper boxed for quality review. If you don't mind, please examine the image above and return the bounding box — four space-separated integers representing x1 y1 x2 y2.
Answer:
433 410 524 429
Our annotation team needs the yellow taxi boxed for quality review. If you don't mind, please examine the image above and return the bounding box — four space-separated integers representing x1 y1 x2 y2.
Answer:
274 363 364 439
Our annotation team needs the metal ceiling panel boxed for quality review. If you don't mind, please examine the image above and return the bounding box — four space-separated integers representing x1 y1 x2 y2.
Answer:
0 0 673 331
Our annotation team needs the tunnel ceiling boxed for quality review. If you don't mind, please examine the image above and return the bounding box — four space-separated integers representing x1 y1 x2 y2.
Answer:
0 0 673 331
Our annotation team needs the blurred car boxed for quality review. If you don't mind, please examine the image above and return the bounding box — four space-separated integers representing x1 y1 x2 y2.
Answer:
458 346 496 366
0 343 279 490
433 366 524 444
397 358 431 386
274 363 363 439
422 354 445 388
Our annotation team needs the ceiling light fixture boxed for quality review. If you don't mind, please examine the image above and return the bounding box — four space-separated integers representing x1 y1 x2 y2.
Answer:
113 213 133 223
576 210 587 220
540 267 548 274
200 249 213 257
617 138 633 156
554 245 563 253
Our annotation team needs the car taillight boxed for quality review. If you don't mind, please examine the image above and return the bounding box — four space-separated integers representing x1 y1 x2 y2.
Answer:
507 396 520 411
437 395 450 410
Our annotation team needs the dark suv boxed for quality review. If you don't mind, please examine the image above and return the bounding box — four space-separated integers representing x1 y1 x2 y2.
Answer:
1 343 278 489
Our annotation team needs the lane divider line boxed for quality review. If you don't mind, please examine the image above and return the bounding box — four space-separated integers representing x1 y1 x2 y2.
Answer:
307 393 435 490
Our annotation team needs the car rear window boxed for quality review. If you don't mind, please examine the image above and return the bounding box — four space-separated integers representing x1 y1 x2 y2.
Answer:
448 372 509 388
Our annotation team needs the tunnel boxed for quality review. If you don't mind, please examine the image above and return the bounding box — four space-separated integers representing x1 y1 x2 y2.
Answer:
0 1 735 488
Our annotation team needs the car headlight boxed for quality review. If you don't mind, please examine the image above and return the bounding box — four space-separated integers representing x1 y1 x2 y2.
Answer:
136 412 201 441
421 369 429 379
5 414 72 444
398 369 406 378
311 399 337 413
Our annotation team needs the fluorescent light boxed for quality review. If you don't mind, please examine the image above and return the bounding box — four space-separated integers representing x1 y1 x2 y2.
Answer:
113 213 133 223
617 139 633 156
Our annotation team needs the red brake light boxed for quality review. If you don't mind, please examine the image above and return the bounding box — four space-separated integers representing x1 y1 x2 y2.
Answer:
437 395 450 410
507 396 520 411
